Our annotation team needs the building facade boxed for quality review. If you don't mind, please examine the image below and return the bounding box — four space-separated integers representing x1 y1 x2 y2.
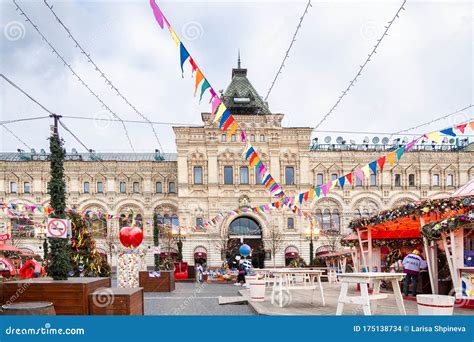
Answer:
1 64 473 267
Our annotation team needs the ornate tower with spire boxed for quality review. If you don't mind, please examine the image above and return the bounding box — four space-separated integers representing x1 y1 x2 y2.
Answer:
222 51 270 115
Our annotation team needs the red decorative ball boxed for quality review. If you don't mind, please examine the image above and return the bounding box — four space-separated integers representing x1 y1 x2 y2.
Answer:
129 227 144 247
119 226 133 247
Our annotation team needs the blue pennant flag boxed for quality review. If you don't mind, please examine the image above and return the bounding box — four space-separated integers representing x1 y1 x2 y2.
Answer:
179 43 190 77
338 176 346 189
369 160 378 175
245 147 255 160
219 109 231 129
440 128 456 137
299 193 304 204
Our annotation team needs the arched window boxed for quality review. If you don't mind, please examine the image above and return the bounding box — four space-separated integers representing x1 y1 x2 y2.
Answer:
171 214 179 227
133 182 140 193
156 214 163 225
332 209 340 231
119 214 129 228
322 209 331 230
88 213 107 238
134 214 142 229
287 217 294 229
250 134 255 142
196 217 203 226
432 174 440 186
169 182 176 193
354 209 361 219
23 182 31 193
316 173 324 186
163 214 171 226
156 182 163 193
315 209 322 226
229 216 261 236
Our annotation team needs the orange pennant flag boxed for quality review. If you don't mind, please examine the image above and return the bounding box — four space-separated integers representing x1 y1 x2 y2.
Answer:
308 188 315 200
226 122 238 141
194 69 204 96
470 121 474 130
386 151 396 166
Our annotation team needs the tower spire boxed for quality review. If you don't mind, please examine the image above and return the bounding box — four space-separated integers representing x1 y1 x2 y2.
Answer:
237 49 241 69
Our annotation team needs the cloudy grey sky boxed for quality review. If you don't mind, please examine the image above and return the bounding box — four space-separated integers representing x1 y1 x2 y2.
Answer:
0 0 472 153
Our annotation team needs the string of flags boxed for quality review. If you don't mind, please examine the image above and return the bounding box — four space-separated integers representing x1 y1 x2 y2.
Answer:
149 0 286 199
0 203 53 216
291 120 474 205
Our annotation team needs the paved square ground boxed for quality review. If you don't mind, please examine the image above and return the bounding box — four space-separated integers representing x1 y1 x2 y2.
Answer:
144 282 256 315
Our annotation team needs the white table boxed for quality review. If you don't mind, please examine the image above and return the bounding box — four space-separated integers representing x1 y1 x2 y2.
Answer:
268 269 325 307
336 272 406 316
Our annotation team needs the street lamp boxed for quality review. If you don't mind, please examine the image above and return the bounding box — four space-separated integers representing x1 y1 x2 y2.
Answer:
305 224 320 265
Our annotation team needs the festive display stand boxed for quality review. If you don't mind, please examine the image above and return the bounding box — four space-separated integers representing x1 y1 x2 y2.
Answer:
0 277 110 315
117 248 146 288
139 271 175 292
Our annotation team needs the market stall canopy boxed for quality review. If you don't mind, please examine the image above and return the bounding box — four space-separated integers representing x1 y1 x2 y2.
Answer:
452 178 474 196
349 195 473 233
344 229 421 241
318 249 352 259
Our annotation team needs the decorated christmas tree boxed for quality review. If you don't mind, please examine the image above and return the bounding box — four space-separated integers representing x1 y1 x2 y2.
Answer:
153 211 160 270
69 211 110 277
45 128 71 280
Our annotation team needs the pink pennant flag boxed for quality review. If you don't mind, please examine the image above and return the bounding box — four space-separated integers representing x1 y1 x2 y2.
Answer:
150 0 164 29
354 168 365 181
405 139 417 152
456 123 467 133
211 97 221 115
321 183 330 196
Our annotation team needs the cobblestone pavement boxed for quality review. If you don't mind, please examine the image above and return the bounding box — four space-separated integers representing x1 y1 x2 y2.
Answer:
144 282 256 315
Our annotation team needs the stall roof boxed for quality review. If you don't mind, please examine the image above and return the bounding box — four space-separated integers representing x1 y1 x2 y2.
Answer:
344 229 421 241
452 178 474 196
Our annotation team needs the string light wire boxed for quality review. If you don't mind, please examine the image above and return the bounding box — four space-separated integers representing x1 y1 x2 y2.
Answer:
264 0 312 102
313 0 407 131
13 0 136 153
43 0 164 153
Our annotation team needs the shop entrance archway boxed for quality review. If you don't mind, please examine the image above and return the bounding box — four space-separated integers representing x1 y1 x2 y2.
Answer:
227 216 265 269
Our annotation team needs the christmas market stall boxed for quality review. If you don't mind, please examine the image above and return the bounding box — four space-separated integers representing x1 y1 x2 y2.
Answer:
348 193 474 299
419 180 474 307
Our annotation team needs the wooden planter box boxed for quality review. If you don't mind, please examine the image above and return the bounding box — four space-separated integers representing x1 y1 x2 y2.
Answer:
0 277 111 315
139 271 175 292
89 288 144 315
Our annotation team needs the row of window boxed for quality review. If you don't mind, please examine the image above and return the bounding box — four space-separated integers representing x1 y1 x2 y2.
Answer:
86 181 176 194
193 166 295 185
9 182 30 194
220 134 266 143
315 173 456 187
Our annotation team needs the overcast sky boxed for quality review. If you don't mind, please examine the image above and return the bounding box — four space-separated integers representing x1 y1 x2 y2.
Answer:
0 0 472 154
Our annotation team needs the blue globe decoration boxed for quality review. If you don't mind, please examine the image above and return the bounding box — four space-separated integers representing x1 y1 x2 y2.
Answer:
239 244 251 257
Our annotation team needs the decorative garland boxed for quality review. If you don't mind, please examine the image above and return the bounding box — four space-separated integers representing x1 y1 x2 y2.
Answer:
341 238 422 248
421 211 474 241
349 195 473 231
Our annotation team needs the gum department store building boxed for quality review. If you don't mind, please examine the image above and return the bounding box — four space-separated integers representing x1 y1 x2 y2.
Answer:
1 64 473 268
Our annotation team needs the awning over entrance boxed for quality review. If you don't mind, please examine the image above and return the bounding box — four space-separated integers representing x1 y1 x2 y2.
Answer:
194 246 207 258
284 246 299 258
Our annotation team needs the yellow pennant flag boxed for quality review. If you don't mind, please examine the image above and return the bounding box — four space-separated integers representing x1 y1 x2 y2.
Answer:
213 104 227 122
169 27 180 46
226 122 238 141
308 188 315 200
361 164 371 178
194 69 204 96
330 179 338 190
425 132 441 143
386 151 396 166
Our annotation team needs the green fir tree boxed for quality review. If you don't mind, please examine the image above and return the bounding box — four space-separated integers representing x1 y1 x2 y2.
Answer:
45 129 71 280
